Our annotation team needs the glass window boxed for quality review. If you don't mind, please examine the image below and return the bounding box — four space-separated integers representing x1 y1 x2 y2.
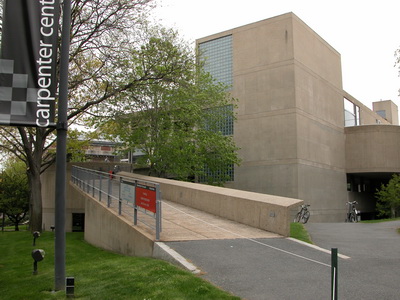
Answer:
355 106 360 126
198 35 233 87
198 36 234 182
205 105 234 136
199 163 234 183
376 110 386 119
344 98 360 127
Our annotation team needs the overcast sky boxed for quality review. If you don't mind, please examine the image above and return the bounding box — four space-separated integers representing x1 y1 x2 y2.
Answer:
153 0 400 109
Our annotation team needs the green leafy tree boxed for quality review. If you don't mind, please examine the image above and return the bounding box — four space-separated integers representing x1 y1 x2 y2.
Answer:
43 129 92 163
375 174 400 218
66 129 91 162
0 0 187 231
98 28 241 185
0 161 29 231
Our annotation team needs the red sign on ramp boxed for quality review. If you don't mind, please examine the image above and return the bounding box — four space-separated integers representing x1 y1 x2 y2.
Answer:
136 183 157 213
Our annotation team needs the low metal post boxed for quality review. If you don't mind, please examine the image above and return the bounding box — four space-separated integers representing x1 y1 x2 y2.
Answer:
133 180 138 225
118 177 122 215
156 199 161 241
331 248 338 300
92 171 95 197
80 169 83 189
85 170 89 193
71 167 75 184
107 176 112 208
78 168 82 188
87 170 90 193
99 173 102 202
82 170 85 191
80 169 84 189
156 185 162 238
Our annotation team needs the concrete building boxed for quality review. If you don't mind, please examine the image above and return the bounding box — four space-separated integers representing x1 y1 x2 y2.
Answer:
197 12 400 221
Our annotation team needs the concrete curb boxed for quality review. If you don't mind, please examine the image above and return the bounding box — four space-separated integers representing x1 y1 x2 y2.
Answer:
287 237 351 259
153 242 201 274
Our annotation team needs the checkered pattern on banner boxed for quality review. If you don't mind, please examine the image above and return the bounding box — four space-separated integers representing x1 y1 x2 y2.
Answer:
0 59 40 126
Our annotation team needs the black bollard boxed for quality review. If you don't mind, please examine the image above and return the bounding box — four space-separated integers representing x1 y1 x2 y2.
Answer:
32 249 45 275
32 231 40 246
331 248 338 300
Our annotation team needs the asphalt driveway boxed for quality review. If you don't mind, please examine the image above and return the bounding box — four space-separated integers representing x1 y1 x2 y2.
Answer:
306 221 400 300
166 221 400 300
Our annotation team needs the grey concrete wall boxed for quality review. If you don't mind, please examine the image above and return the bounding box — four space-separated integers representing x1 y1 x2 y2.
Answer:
41 162 132 232
197 12 400 222
345 125 400 173
228 163 299 199
207 13 348 221
297 165 348 222
120 172 303 237
292 14 348 223
42 164 85 231
83 188 154 257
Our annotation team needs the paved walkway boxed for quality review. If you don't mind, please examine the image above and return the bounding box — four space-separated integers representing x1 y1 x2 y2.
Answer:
104 191 400 299
159 201 281 241
166 221 400 300
101 179 280 241
112 199 281 241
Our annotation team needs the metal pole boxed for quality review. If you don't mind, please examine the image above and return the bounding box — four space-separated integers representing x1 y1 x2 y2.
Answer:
54 0 71 291
331 248 338 300
134 181 138 225
92 171 95 197
156 200 160 241
118 177 122 215
99 173 102 202
107 176 112 207
156 185 161 240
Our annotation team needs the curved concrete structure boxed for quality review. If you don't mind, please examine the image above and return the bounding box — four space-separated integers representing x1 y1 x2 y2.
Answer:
345 125 400 173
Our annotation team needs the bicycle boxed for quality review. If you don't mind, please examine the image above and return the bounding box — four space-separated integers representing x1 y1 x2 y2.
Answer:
294 204 310 224
346 201 360 223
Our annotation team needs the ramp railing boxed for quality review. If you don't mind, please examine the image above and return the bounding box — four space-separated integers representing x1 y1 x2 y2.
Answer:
71 166 162 240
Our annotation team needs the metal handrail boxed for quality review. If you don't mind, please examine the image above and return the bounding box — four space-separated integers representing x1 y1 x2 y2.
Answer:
71 166 162 240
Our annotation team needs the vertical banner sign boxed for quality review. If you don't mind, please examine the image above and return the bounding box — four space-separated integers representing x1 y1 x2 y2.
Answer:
0 0 60 127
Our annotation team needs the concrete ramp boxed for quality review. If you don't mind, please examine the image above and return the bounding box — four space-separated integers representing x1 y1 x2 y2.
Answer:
75 184 281 272
150 200 281 274
155 200 281 241
71 167 301 272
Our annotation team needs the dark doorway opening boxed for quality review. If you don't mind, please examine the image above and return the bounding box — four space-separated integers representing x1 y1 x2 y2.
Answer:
72 213 85 232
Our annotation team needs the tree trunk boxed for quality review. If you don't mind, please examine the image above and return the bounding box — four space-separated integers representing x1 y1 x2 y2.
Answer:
18 127 48 233
28 166 43 232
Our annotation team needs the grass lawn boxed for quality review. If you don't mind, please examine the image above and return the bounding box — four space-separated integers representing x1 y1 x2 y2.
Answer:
290 222 313 244
0 231 240 300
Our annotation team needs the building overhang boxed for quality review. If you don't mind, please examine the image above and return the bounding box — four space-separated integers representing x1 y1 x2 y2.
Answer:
345 125 400 174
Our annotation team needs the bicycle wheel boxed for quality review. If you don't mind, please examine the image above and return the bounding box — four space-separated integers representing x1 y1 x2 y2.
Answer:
350 212 357 223
302 211 310 224
294 212 301 223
